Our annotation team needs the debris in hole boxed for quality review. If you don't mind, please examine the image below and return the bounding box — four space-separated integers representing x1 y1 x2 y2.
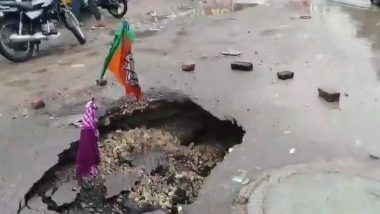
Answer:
277 70 294 80
182 63 196 72
24 195 50 214
231 61 253 71
21 98 245 213
31 97 45 109
143 210 167 214
104 170 140 198
188 142 195 150
50 181 80 207
318 87 340 102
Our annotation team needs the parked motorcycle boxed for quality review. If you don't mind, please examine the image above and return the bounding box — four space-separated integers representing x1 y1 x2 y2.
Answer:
0 0 86 62
62 0 128 18
371 0 380 6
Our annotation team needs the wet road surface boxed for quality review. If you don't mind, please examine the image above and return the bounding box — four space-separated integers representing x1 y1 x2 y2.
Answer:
3 0 380 213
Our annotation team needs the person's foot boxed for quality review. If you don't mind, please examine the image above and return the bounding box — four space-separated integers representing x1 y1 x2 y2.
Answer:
93 20 107 28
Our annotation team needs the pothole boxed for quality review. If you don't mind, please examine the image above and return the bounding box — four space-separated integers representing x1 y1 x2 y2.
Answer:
20 98 245 214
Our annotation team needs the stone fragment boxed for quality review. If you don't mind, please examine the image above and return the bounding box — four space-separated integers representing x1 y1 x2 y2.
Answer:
151 117 203 146
221 49 241 56
181 63 196 72
96 79 107 86
131 148 168 172
51 181 80 207
188 142 195 150
318 88 340 102
277 71 294 80
31 97 45 109
122 199 140 213
21 196 52 214
44 188 55 198
231 61 253 71
105 170 140 198
370 153 380 160
289 148 296 154
300 15 312 19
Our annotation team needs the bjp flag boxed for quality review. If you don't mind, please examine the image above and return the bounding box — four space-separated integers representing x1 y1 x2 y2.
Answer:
100 21 142 101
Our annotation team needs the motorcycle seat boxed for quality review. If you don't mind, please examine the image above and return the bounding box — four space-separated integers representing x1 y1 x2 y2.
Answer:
0 1 38 11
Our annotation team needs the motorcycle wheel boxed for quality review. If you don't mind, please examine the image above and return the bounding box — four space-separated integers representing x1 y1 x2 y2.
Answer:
0 18 34 62
107 0 128 19
371 0 380 6
62 8 86 44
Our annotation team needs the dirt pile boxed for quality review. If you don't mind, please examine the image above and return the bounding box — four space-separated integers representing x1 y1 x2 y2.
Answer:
99 127 225 212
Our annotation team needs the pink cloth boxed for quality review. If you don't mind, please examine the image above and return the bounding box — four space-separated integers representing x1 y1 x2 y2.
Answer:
76 99 100 178
82 100 97 130
76 129 100 177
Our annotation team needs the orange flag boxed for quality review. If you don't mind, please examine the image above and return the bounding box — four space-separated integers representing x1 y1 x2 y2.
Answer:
100 21 141 101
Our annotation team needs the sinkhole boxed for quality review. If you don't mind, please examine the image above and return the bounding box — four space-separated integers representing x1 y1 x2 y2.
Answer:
19 98 245 214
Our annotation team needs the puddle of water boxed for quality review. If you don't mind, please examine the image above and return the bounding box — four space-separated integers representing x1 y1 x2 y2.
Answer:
330 0 371 8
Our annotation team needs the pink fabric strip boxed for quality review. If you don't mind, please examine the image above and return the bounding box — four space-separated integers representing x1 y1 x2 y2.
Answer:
82 100 97 130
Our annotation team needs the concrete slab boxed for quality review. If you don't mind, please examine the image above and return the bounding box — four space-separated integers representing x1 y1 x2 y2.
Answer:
104 170 140 198
19 196 56 214
51 181 80 207
0 115 78 213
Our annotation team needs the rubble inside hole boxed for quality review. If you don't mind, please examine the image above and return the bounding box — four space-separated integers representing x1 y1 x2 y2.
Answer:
20 98 245 214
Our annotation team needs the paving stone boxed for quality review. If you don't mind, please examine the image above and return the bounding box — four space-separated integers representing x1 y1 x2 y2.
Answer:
318 87 340 102
231 61 253 71
181 63 196 72
277 71 294 80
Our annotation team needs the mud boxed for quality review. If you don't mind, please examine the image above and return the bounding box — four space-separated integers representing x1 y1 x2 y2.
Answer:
19 98 245 214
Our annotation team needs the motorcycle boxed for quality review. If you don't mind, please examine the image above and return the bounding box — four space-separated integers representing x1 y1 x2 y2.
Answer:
62 0 128 19
372 0 380 6
0 0 86 62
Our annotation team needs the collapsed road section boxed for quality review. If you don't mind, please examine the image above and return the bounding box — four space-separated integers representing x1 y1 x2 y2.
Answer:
19 95 245 214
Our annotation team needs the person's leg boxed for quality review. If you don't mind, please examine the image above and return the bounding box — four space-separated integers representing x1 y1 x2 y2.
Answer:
87 0 101 20
87 0 107 27
71 0 81 21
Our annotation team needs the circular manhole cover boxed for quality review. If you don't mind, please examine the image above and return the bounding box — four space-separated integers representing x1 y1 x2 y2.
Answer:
234 160 380 214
